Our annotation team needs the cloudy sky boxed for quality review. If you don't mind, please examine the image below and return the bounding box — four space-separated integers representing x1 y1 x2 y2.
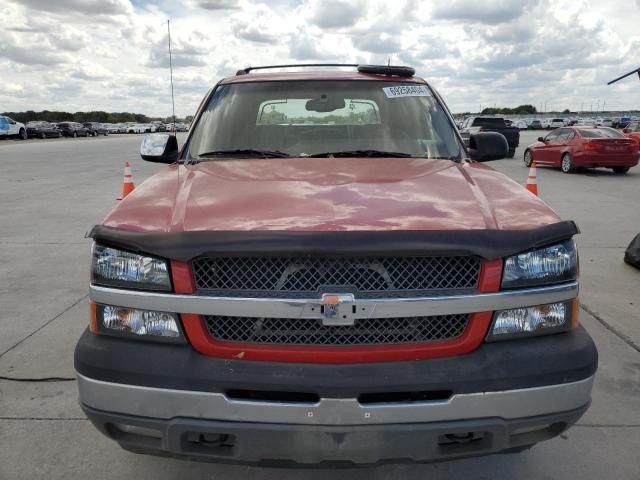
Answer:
2 0 640 117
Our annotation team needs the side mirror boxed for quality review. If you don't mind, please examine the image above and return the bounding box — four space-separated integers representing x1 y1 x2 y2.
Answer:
468 132 509 162
623 129 630 134
140 133 179 163
537 136 545 142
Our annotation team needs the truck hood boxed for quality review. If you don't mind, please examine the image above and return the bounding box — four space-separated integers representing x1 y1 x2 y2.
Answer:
102 158 561 233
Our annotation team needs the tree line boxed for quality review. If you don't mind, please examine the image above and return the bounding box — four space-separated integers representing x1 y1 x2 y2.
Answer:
1 110 194 124
480 105 539 115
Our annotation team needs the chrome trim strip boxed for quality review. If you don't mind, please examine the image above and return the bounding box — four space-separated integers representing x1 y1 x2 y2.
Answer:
77 373 594 425
89 282 579 319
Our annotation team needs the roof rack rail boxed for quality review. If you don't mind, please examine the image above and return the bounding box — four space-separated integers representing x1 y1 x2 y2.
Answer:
236 64 358 75
235 64 415 77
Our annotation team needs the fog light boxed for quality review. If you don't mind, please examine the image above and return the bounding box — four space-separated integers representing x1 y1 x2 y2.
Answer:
95 304 184 343
487 301 574 341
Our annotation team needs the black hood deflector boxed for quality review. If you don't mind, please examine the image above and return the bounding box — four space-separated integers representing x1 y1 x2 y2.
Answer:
88 221 579 261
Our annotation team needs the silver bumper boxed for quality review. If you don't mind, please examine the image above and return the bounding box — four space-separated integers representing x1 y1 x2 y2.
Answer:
77 373 594 426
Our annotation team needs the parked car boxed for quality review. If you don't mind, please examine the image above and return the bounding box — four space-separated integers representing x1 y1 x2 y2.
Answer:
613 117 632 129
58 122 89 137
514 120 528 129
76 63 596 466
542 118 565 129
0 115 27 139
622 121 640 148
106 124 121 134
599 118 613 128
576 119 596 127
84 122 108 136
459 116 519 157
127 124 146 134
528 119 542 130
524 126 639 174
26 121 62 138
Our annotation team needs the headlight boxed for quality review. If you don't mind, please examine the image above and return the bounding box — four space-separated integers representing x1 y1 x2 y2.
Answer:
92 244 171 291
502 239 577 288
487 300 576 341
92 304 184 343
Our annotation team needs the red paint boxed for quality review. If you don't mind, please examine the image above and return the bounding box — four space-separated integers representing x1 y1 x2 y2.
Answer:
478 259 503 293
525 127 639 170
103 159 562 233
181 312 493 364
171 260 195 294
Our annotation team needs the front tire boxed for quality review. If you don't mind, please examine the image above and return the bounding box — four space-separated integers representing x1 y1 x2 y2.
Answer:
41 132 46 139
19 129 27 140
524 150 533 167
73 131 78 138
612 166 630 174
507 148 516 158
561 153 574 173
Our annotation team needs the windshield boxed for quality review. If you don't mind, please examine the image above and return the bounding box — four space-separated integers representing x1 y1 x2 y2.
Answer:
186 80 464 160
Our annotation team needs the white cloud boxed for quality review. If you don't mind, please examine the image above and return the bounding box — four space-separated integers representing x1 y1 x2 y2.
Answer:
185 0 240 10
307 0 366 28
8 0 133 15
1 0 639 116
432 0 538 25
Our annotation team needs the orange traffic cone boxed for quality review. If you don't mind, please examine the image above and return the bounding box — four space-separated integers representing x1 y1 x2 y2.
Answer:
525 162 538 196
117 161 135 200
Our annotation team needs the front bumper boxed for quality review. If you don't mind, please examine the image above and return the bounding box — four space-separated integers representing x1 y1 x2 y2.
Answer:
82 402 589 466
75 326 597 464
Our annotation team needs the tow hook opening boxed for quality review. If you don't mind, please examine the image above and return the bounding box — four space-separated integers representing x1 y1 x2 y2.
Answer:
437 431 492 455
182 432 236 455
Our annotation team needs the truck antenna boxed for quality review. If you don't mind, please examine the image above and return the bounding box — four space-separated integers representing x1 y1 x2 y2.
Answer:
167 19 176 135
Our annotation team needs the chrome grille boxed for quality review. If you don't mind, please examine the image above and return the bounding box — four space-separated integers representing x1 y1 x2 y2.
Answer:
204 314 469 346
192 256 481 297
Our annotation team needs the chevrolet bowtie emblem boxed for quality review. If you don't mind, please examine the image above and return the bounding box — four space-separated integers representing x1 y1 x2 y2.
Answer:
320 293 356 326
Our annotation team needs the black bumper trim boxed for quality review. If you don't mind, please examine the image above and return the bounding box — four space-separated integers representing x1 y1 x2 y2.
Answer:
82 403 589 466
74 326 597 398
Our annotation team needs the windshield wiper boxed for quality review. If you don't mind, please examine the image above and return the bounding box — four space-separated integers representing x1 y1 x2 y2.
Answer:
190 149 290 163
308 149 414 158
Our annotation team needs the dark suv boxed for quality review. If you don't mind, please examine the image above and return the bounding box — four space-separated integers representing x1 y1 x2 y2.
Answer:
58 122 89 137
83 122 108 136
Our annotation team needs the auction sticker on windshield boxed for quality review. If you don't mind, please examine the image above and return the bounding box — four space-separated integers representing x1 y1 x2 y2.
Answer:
383 85 431 98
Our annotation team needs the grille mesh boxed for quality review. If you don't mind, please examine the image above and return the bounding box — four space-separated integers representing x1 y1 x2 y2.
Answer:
193 256 480 297
204 314 469 346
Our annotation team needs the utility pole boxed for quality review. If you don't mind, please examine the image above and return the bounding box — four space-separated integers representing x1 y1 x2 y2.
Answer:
596 99 600 113
602 100 606 113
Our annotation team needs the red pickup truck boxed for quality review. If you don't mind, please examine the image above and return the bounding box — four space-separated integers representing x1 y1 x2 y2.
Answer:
75 64 597 466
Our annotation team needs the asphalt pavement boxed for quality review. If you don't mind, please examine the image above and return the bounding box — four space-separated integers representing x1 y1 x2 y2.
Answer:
0 131 638 479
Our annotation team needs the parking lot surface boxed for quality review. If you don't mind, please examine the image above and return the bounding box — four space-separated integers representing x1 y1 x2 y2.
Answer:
1 131 638 479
